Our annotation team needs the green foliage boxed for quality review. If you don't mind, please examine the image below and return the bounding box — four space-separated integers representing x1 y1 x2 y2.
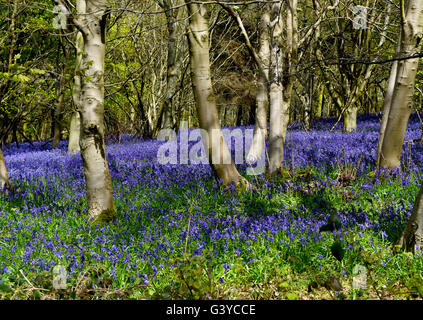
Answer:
1 163 423 300
151 251 218 300
0 283 13 294
0 0 422 300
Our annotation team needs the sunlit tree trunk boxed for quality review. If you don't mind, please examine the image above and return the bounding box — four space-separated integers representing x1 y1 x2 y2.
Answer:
68 112 81 153
376 46 399 168
247 9 270 164
53 90 64 148
268 2 284 173
53 62 65 148
53 30 70 148
268 0 297 173
343 107 357 132
379 0 423 168
185 1 245 187
40 122 48 141
62 0 116 222
303 77 312 130
0 149 10 194
156 0 179 137
315 84 324 118
68 0 84 153
281 0 297 138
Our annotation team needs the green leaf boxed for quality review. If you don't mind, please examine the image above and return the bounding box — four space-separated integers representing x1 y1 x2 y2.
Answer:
29 68 46 75
11 74 31 83
0 72 11 80
367 170 375 178
286 292 298 300
33 290 41 300
0 283 13 293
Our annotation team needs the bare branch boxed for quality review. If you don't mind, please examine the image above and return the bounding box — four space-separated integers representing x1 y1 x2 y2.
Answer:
53 0 89 36
215 0 268 82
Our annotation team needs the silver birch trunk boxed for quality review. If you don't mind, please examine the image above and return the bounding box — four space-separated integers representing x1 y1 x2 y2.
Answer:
53 76 65 148
343 107 358 132
379 0 423 168
78 0 116 222
185 2 245 187
68 0 84 153
303 78 312 130
316 85 323 118
247 9 270 164
268 2 284 174
376 57 398 168
68 112 81 153
268 0 297 173
159 0 178 135
282 0 297 140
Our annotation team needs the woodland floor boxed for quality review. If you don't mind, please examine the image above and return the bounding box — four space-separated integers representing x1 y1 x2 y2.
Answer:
0 114 423 300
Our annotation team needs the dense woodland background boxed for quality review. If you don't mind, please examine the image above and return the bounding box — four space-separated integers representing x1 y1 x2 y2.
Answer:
0 0 416 144
1 0 423 300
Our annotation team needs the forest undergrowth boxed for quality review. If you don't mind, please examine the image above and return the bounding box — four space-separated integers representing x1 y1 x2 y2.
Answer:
0 114 423 300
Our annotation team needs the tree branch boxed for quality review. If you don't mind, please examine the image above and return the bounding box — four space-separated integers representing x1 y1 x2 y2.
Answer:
215 0 268 82
53 0 89 36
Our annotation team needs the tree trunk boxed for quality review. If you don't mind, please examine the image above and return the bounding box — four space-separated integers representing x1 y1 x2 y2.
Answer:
7 0 18 75
68 112 81 153
377 61 398 167
398 183 423 252
53 32 69 148
343 107 358 132
303 77 312 130
379 0 423 169
236 105 243 126
247 9 270 164
0 149 10 194
316 84 323 118
268 2 284 174
53 79 65 148
69 0 85 153
156 0 179 137
185 2 245 187
40 122 48 141
377 37 401 168
268 0 297 173
77 0 116 222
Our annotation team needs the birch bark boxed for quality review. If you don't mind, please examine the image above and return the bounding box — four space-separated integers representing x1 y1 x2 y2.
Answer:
379 0 423 168
68 112 81 153
61 0 116 222
268 0 297 173
68 0 84 153
268 2 284 173
376 44 399 168
185 2 246 187
158 0 179 135
247 9 270 164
